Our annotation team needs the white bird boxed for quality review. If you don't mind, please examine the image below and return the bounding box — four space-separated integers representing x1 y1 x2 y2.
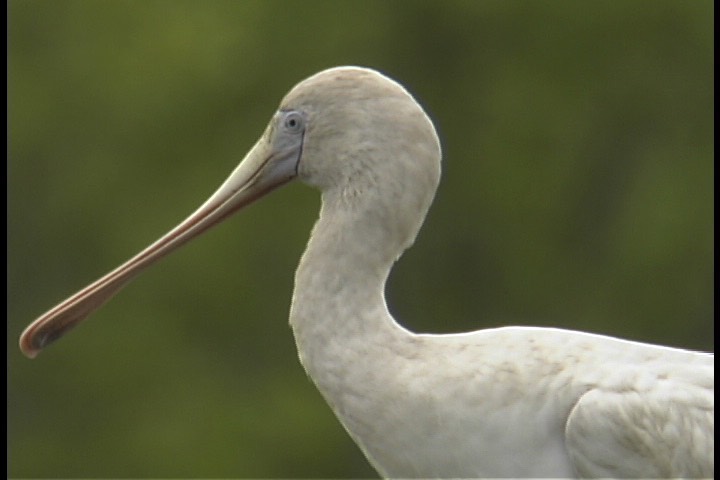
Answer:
20 66 713 478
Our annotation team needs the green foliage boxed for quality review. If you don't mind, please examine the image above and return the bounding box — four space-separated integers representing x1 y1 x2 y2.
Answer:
9 1 712 477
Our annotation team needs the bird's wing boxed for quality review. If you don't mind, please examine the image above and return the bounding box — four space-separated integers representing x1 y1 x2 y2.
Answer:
564 374 714 478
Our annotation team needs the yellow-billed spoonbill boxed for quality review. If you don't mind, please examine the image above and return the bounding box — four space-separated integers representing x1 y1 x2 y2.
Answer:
19 66 714 478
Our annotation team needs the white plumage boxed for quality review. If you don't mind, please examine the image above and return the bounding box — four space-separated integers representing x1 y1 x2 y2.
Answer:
20 66 713 478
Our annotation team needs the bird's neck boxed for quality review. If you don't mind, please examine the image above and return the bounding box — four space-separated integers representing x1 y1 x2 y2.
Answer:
288 191 412 393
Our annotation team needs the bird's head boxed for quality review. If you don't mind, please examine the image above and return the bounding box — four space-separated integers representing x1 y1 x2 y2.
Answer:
19 66 441 358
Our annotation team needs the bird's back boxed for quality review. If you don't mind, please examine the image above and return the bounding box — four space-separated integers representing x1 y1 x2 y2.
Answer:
325 326 713 478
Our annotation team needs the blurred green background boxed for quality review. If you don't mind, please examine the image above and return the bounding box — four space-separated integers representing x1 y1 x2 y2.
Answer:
9 1 713 478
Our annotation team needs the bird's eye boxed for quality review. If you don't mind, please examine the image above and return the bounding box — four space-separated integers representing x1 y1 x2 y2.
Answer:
282 111 305 133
